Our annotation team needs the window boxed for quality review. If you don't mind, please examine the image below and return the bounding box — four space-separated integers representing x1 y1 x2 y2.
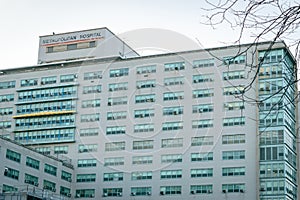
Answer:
131 171 152 180
222 134 245 144
259 64 283 78
259 111 284 127
191 168 213 178
41 76 56 85
160 186 181 195
107 96 127 106
0 94 14 102
162 121 183 131
193 58 214 68
60 186 71 197
192 89 214 98
163 91 184 101
54 146 68 154
161 138 183 148
131 187 152 196
83 85 101 94
76 189 95 198
80 113 100 122
223 55 246 65
192 104 213 113
0 121 11 129
191 136 213 146
134 109 154 118
4 167 19 180
133 140 154 150
161 170 182 179
224 101 245 111
77 159 97 168
222 183 245 193
2 184 17 193
134 123 154 133
44 164 57 176
84 71 102 80
0 81 15 89
107 111 127 120
82 99 100 108
104 157 124 166
0 107 13 115
106 126 126 135
164 76 184 86
223 86 244 95
164 62 185 71
43 180 56 192
259 130 283 145
193 74 214 83
35 147 51 155
103 172 123 182
61 171 72 182
77 174 96 182
259 49 283 63
260 146 284 161
103 188 122 197
79 128 99 137
135 94 155 103
223 117 245 126
132 155 153 165
67 43 77 50
190 185 213 194
105 141 125 151
136 65 156 74
259 163 285 179
136 79 156 89
222 150 245 160
163 106 183 115
6 149 21 163
108 82 128 92
21 78 38 87
222 167 245 176
78 144 98 153
223 70 245 80
24 173 38 186
109 68 129 77
161 154 182 163
191 152 213 162
192 119 213 128
60 74 77 83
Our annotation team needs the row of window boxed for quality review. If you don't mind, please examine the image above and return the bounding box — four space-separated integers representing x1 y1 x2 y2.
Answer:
74 183 245 198
75 151 246 167
101 117 245 135
76 151 245 169
14 128 75 144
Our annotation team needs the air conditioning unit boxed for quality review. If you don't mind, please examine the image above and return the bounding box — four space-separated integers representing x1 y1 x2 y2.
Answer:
190 190 196 194
240 189 244 193
25 180 30 183
160 191 165 195
222 189 227 193
103 193 108 197
34 182 39 187
67 193 71 197
131 192 136 196
52 188 56 192
208 189 213 193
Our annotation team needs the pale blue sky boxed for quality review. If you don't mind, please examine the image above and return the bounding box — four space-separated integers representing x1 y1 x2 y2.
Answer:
0 0 282 69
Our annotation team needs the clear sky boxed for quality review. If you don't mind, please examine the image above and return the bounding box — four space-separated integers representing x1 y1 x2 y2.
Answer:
0 0 290 69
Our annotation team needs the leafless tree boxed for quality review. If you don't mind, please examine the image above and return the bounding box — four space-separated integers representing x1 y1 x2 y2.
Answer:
201 0 299 99
200 0 300 130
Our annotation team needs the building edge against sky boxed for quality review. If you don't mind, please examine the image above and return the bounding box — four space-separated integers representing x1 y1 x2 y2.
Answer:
0 27 298 200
